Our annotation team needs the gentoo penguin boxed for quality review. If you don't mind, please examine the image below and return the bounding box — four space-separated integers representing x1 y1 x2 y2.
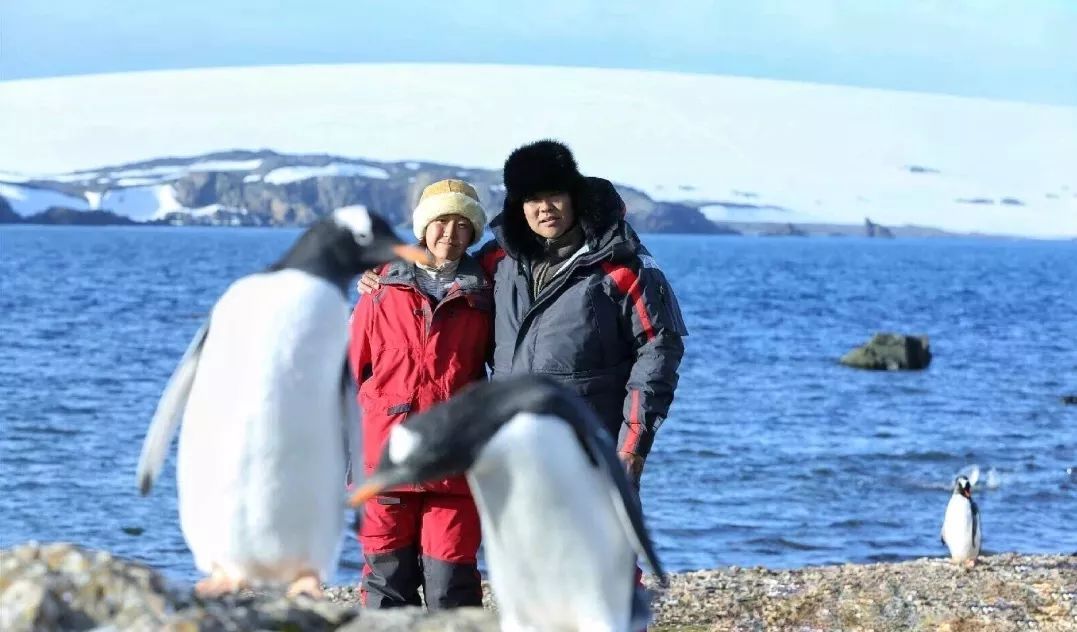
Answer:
941 475 982 568
135 206 430 598
348 375 667 632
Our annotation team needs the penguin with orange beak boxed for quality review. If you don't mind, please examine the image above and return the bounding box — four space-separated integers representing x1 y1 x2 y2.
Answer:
136 206 431 598
349 375 666 631
941 474 982 568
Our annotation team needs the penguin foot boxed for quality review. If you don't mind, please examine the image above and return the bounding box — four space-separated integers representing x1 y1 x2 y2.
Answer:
963 558 977 569
286 571 324 599
195 571 246 598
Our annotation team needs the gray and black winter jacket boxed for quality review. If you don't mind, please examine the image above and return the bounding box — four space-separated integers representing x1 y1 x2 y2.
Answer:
477 178 687 459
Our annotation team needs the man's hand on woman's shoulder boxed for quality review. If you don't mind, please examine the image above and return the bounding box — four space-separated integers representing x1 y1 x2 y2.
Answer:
357 270 382 295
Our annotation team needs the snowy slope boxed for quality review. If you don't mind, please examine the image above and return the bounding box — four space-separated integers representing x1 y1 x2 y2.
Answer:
95 185 184 221
0 183 89 214
0 64 1074 237
0 182 186 221
260 163 390 184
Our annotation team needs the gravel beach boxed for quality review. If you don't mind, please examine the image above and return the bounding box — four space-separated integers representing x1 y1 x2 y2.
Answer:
328 552 1077 631
2 543 1073 631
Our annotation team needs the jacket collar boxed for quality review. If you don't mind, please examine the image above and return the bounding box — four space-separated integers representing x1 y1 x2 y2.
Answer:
491 212 637 266
380 253 491 293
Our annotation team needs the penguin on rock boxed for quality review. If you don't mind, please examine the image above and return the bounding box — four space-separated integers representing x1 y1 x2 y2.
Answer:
941 474 982 568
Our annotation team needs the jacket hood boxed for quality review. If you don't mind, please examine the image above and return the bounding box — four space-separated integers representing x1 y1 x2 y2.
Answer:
492 176 630 261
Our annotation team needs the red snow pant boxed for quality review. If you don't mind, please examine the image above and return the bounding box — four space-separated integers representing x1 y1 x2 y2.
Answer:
358 492 483 610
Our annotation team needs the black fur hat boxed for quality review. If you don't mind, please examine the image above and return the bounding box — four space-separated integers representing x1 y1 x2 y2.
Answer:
502 139 584 201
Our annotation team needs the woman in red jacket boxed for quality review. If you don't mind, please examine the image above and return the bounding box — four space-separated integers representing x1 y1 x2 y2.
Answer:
347 179 491 610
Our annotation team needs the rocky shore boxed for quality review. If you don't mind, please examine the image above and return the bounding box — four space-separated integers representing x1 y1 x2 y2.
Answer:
2 543 1073 631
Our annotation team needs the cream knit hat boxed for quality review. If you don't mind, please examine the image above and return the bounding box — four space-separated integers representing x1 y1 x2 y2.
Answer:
412 179 488 245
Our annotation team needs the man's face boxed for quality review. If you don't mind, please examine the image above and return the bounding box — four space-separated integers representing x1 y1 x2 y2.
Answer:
522 191 575 239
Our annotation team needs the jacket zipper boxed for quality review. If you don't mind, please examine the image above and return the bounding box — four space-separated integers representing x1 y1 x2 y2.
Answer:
512 247 610 353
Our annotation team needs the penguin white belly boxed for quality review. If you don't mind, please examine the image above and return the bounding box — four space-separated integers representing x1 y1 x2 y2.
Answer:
468 413 637 632
177 270 349 583
941 495 976 562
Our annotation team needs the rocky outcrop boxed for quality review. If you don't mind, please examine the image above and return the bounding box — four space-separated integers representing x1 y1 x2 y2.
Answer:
865 217 895 238
3 543 1073 631
3 150 737 233
0 196 20 223
761 222 807 237
0 542 497 631
627 201 739 234
23 207 135 226
840 333 933 370
166 164 504 227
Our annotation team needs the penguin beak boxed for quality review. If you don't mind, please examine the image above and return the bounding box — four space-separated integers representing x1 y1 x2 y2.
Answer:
362 228 434 269
347 469 414 507
392 244 434 266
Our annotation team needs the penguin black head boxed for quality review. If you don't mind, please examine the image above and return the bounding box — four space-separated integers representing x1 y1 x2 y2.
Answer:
270 205 431 292
348 376 594 505
954 475 973 498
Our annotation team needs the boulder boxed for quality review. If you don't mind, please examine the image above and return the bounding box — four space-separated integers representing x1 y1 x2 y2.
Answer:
0 542 498 631
865 217 895 238
840 333 932 370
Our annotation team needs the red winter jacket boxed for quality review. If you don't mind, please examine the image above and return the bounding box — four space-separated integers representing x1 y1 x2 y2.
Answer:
348 254 492 495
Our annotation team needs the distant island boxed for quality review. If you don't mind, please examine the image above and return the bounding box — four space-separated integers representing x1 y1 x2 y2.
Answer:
0 149 997 238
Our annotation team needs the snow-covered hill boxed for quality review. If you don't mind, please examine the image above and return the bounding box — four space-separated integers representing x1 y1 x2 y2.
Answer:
0 150 506 227
0 64 1074 237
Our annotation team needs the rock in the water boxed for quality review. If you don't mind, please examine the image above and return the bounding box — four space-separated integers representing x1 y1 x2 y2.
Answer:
1062 395 1077 405
840 333 932 370
0 542 499 631
865 217 895 238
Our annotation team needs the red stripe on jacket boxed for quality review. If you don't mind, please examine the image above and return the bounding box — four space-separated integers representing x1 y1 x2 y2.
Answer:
479 247 506 277
600 261 656 342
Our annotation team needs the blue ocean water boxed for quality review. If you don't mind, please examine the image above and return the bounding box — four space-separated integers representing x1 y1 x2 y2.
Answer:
1 226 1075 584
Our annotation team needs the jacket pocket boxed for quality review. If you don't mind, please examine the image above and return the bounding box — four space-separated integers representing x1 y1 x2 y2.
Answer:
360 392 412 471
536 363 629 397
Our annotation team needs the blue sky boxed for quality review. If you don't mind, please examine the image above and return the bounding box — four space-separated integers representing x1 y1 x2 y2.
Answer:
3 0 1076 105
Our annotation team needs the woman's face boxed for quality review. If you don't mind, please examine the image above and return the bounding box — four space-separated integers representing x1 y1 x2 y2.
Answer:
423 213 474 264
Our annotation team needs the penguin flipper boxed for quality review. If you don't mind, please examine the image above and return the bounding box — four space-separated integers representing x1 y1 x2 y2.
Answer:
136 321 210 496
591 433 667 585
971 499 981 553
340 357 362 486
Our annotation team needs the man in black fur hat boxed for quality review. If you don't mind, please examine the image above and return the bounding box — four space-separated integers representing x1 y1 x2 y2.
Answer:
359 139 686 488
479 139 687 486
